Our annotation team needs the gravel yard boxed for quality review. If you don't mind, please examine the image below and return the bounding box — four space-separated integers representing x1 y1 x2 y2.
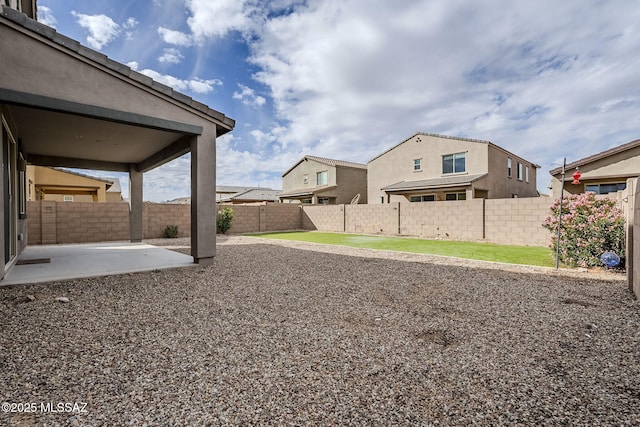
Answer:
1 236 639 426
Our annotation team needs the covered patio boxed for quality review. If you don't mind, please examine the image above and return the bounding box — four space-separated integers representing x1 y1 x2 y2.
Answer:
1 241 194 286
0 5 234 280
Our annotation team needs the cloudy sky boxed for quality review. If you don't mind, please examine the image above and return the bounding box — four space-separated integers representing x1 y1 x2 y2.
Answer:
37 0 640 201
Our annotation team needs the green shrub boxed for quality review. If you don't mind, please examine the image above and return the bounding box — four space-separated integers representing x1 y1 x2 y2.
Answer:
164 225 179 238
542 192 625 268
217 207 234 234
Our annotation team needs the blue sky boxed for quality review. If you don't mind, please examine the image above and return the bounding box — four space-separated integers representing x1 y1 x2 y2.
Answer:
37 0 640 201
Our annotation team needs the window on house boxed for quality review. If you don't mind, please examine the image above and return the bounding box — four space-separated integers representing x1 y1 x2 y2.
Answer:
317 197 330 205
525 166 529 183
442 152 466 174
517 163 523 180
445 192 466 201
410 195 435 202
585 183 626 195
413 159 422 171
316 171 328 185
303 174 308 184
301 198 312 204
507 158 512 177
63 195 74 202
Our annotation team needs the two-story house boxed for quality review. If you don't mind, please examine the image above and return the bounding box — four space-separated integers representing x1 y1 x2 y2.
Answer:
548 138 640 198
279 155 367 204
368 133 539 203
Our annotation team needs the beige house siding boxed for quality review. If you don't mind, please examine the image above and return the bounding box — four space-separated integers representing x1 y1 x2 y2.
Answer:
281 156 367 204
368 133 538 203
26 165 123 202
550 143 640 197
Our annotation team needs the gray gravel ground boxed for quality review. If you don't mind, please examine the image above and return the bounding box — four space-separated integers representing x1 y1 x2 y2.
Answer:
1 236 639 426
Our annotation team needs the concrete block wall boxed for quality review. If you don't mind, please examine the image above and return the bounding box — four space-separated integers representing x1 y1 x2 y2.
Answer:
485 197 551 246
400 200 484 240
302 205 345 232
221 204 302 234
262 204 302 231
54 202 130 244
223 206 260 234
346 204 399 234
145 203 191 238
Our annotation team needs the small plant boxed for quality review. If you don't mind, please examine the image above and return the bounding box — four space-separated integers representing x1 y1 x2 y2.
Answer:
217 207 234 234
542 192 625 268
164 225 179 238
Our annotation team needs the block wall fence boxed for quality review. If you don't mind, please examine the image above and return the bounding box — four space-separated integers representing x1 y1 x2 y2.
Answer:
26 198 556 246
28 196 627 252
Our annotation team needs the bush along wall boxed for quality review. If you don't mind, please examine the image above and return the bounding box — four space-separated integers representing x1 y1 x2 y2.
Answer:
542 192 625 268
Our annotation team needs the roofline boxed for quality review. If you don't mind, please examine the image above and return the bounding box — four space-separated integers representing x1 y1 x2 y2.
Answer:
0 6 235 132
381 173 488 192
282 155 366 177
368 132 492 164
549 138 640 176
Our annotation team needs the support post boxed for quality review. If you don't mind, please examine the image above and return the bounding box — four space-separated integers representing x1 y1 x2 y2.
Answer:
191 134 216 265
129 165 143 242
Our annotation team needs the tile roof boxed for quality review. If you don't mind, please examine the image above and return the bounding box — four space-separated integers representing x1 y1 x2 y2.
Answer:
381 173 487 192
223 188 280 202
282 155 367 177
549 138 640 176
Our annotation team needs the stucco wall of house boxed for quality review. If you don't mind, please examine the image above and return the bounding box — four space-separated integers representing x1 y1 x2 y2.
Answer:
486 145 539 199
549 146 640 197
367 134 490 203
336 166 368 204
282 159 337 196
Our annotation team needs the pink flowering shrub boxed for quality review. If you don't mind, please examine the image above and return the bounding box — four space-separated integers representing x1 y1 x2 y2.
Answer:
542 192 625 268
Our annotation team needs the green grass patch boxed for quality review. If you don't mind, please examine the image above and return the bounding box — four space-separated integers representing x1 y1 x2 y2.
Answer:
249 231 555 267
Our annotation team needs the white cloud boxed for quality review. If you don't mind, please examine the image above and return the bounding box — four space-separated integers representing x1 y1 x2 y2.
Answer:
185 0 254 40
71 11 120 50
158 26 193 46
158 48 184 64
233 84 266 108
127 62 222 94
242 0 640 174
37 5 57 28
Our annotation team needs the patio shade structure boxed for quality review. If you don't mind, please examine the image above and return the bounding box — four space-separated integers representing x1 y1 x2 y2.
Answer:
0 5 234 277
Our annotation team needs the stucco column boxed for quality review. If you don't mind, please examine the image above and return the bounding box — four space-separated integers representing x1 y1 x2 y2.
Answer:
129 166 143 242
191 133 216 265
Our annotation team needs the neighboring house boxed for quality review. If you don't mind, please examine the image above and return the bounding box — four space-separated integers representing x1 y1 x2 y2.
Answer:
168 186 280 204
368 132 539 203
26 165 123 202
549 138 640 198
0 2 234 278
219 188 280 205
279 155 367 204
216 185 274 202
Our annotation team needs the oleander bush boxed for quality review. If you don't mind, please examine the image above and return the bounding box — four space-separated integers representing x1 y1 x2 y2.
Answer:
217 207 234 234
542 192 625 268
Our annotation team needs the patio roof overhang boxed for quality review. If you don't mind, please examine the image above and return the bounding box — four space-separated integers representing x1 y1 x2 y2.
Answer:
278 185 338 199
0 6 235 269
381 173 487 194
0 6 235 173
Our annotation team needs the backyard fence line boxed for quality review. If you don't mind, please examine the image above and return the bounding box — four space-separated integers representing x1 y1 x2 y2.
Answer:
26 192 629 249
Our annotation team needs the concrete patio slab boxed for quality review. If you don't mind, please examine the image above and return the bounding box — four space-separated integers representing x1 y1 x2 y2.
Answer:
1 242 195 286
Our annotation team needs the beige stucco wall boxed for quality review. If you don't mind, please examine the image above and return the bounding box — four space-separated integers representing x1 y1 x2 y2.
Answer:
335 166 368 204
486 145 538 198
368 134 490 204
549 145 640 197
282 159 337 195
